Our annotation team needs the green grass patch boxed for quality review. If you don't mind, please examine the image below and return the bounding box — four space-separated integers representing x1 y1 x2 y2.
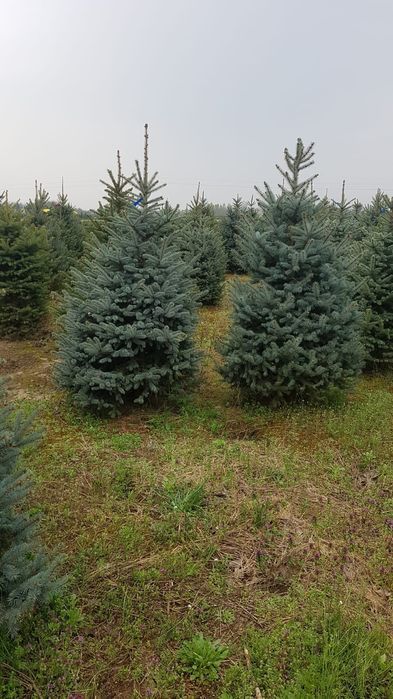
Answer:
2 295 393 697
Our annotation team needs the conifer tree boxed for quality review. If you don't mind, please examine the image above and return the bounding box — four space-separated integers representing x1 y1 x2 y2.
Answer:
161 200 181 235
231 196 262 275
361 189 387 231
46 221 69 291
175 187 226 305
183 185 218 230
221 196 246 273
330 181 364 244
326 183 368 309
0 203 49 337
56 125 200 416
353 199 363 219
51 182 84 255
247 195 258 222
25 182 50 227
361 196 393 369
46 182 84 290
0 383 62 635
220 139 363 403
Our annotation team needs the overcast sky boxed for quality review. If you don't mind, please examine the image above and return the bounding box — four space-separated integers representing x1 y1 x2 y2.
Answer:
0 0 392 210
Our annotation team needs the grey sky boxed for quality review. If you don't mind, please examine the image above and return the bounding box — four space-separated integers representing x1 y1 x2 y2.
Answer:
1 0 392 210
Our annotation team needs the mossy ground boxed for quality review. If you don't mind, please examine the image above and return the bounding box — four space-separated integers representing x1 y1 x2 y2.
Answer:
1 279 393 698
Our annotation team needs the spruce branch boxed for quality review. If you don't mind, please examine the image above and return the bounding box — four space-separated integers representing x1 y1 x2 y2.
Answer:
331 180 356 210
128 124 166 210
276 138 318 195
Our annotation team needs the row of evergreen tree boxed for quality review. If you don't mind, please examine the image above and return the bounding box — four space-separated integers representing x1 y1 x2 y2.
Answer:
0 133 393 380
53 131 393 415
2 131 393 402
0 163 231 338
1 151 391 338
0 182 85 337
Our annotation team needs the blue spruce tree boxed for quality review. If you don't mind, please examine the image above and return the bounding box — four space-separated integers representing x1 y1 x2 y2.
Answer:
360 189 387 231
56 125 200 416
220 139 363 403
231 196 262 274
46 181 85 290
361 196 393 369
0 384 62 635
221 196 247 273
0 201 49 337
329 181 364 244
25 182 50 228
176 187 226 305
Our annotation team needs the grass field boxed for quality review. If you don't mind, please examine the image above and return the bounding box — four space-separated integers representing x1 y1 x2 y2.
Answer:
1 280 393 698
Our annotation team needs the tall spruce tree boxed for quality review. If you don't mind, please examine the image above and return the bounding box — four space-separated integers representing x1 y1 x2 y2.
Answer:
56 125 200 416
0 203 49 337
175 187 226 305
0 383 62 635
220 139 363 403
361 196 393 369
